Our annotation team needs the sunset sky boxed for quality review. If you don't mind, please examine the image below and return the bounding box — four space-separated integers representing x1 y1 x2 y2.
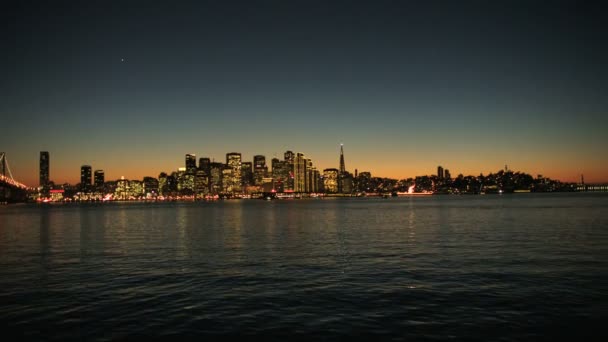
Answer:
2 0 607 186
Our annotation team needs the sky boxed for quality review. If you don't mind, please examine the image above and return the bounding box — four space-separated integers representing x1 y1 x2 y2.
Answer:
1 0 607 186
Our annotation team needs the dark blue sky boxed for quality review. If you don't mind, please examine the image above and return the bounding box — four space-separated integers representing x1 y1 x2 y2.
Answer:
2 0 607 185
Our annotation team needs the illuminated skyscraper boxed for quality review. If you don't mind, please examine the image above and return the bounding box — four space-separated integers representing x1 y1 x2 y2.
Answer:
81 165 92 192
226 152 242 193
209 162 223 194
294 153 306 192
242 161 253 186
284 151 295 192
338 144 346 193
271 158 287 192
306 158 313 192
186 154 197 174
339 144 345 175
40 151 49 187
323 168 339 193
94 170 105 189
253 155 267 185
194 170 209 197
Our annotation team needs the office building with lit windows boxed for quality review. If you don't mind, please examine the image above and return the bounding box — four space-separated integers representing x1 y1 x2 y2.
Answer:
39 151 49 187
323 168 339 193
80 165 92 192
94 170 105 189
186 154 197 174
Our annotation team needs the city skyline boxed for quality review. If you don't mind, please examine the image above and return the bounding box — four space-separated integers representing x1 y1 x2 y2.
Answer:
1 145 594 188
2 1 607 185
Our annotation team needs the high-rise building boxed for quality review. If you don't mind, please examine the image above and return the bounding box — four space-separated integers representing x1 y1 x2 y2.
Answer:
339 144 346 175
338 144 347 193
194 170 209 197
226 152 242 193
253 155 267 186
294 153 307 192
186 154 197 174
284 151 295 192
437 166 444 180
242 161 253 186
444 169 451 180
209 162 223 194
323 168 339 193
199 157 211 174
81 165 92 192
221 165 233 193
40 151 50 195
305 158 313 192
271 158 287 192
94 170 105 189
356 171 372 193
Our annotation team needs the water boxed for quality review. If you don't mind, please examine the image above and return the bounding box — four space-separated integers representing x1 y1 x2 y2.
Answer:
1 194 607 341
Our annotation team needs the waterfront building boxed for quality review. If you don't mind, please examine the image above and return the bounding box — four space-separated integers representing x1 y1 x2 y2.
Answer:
94 170 105 190
226 153 242 193
294 153 307 192
253 155 267 185
323 168 339 193
437 166 444 180
143 176 159 197
209 162 223 194
80 165 92 192
338 144 346 193
271 158 287 192
357 171 372 193
284 151 295 192
158 172 168 196
39 151 49 187
341 172 354 194
242 161 253 187
221 165 233 193
129 180 144 198
194 170 209 197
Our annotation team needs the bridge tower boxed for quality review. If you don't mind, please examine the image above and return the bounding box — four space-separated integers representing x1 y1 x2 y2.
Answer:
0 152 6 177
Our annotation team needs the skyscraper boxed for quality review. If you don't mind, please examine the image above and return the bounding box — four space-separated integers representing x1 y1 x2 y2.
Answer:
242 161 253 187
209 162 223 194
199 157 211 174
81 165 92 192
39 151 49 187
339 144 346 175
284 151 295 192
338 144 346 193
226 152 242 193
94 170 105 189
253 155 267 185
323 168 339 193
186 154 197 174
271 158 286 192
294 153 307 192
437 166 444 180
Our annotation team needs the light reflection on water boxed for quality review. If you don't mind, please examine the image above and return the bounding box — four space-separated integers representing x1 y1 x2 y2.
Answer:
0 193 607 340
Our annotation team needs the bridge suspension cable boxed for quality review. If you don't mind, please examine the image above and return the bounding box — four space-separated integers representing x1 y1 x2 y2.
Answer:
0 153 30 190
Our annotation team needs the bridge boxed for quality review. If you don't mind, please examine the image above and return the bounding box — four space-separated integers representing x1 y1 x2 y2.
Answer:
0 152 30 203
